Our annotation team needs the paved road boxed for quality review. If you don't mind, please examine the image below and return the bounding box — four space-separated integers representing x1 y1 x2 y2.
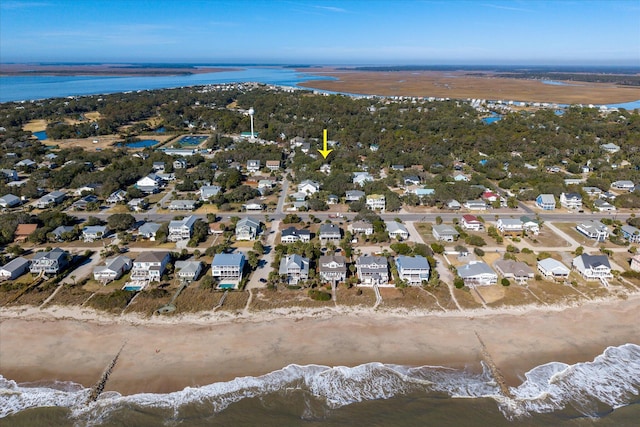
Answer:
245 219 280 290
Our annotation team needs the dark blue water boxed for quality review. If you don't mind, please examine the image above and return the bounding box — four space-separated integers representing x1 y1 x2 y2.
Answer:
0 68 337 102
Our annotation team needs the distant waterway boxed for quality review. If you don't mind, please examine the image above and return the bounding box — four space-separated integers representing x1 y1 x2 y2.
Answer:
0 68 337 103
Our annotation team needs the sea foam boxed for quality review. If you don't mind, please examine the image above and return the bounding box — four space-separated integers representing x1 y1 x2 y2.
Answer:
1 344 638 424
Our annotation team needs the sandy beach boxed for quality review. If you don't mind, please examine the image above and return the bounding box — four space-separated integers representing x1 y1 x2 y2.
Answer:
1 295 638 396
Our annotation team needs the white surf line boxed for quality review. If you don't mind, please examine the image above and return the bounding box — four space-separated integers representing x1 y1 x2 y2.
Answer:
417 287 447 312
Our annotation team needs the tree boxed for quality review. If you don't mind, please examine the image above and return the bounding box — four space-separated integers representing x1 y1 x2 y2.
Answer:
253 241 265 255
430 242 445 254
107 213 136 232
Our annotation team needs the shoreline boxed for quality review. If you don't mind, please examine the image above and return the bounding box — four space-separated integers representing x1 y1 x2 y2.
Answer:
1 295 638 396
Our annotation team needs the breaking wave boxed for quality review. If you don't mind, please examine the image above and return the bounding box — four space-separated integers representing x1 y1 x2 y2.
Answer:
1 344 638 424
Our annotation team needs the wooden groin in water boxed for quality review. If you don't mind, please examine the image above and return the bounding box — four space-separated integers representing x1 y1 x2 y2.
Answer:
87 342 126 403
474 331 513 399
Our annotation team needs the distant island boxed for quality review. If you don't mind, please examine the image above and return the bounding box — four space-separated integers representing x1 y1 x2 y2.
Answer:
0 63 241 77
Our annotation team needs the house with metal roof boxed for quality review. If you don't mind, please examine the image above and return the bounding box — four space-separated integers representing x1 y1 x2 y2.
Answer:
280 227 311 243
535 194 556 210
494 260 534 284
211 253 245 287
385 221 409 240
279 254 310 285
235 217 260 240
432 224 459 242
82 225 108 242
457 261 497 286
29 248 69 275
395 255 430 285
0 257 30 280
572 255 612 281
318 255 347 283
355 255 389 286
576 220 610 241
0 194 21 208
93 255 132 283
319 224 341 244
537 258 570 280
168 215 197 242
175 260 203 282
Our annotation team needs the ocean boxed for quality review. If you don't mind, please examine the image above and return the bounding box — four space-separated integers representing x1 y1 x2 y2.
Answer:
1 344 638 426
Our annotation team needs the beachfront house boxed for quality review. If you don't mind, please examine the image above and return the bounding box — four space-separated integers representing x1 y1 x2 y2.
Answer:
279 254 310 285
0 257 30 280
318 255 347 283
395 255 430 285
93 255 132 283
537 258 570 280
493 260 534 284
355 255 389 286
457 261 497 286
130 252 171 285
174 260 203 282
211 253 245 287
572 254 612 281
29 248 69 275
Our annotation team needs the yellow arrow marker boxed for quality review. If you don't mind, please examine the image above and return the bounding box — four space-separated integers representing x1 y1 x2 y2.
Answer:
318 128 333 159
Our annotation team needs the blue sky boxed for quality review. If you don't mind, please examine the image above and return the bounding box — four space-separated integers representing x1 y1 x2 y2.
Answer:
1 0 639 65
